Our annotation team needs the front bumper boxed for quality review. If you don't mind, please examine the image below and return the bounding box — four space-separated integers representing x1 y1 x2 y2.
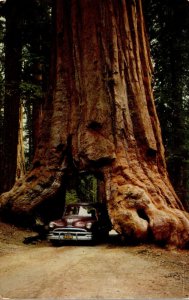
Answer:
47 227 93 241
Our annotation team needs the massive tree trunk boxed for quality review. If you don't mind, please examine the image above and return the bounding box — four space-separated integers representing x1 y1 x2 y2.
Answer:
0 0 189 248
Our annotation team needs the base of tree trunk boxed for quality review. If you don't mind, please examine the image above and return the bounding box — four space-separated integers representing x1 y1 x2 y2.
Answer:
0 153 189 249
104 153 189 249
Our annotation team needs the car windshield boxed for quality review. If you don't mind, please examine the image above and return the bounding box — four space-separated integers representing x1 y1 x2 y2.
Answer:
65 205 96 218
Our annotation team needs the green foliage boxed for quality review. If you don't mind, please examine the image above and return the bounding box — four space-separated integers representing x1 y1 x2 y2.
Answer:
0 0 52 172
78 174 98 203
65 174 98 205
20 82 42 103
20 0 52 167
65 189 79 205
143 0 189 205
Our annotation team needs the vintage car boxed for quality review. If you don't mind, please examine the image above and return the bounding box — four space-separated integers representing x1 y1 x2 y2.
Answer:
47 202 112 244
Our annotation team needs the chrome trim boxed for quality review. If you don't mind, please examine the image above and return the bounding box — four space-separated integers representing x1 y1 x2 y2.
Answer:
48 228 93 241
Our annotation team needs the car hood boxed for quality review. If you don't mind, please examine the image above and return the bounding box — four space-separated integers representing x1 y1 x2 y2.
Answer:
51 216 95 227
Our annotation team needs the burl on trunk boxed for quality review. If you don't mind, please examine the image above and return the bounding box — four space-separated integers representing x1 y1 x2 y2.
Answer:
0 0 189 248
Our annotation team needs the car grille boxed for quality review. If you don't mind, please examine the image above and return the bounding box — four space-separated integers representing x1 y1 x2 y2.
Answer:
48 227 93 241
52 228 89 237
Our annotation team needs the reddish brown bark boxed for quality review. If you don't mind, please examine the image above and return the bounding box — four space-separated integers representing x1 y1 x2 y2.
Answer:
16 105 26 180
0 0 189 248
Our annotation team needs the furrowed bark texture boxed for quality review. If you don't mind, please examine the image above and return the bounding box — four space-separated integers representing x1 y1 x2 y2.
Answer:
0 0 189 247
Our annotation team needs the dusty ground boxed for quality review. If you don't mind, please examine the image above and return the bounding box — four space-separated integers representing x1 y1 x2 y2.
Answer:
0 221 189 299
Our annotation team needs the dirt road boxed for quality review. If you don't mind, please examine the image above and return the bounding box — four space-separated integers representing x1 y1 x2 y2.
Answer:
0 222 189 299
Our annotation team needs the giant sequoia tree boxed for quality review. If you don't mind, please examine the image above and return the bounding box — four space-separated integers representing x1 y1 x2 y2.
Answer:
0 0 189 248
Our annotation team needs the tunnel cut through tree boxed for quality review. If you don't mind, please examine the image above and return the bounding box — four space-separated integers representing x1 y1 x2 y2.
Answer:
0 0 189 248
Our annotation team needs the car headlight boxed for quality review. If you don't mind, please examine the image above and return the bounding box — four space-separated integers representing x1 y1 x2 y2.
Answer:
49 222 55 229
86 222 92 229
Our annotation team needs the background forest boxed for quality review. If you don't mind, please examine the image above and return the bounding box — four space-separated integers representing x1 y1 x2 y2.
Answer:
0 0 188 210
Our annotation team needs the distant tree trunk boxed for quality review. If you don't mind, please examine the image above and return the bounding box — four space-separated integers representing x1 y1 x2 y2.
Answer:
16 105 26 180
0 0 23 193
30 57 44 162
0 0 189 248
